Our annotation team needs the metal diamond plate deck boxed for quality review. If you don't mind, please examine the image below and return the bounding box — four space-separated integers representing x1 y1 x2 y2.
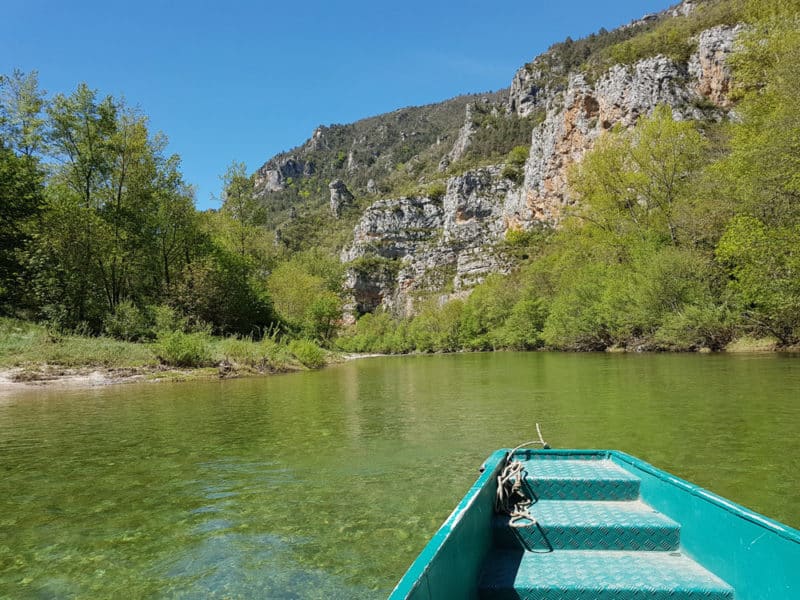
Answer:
494 500 680 551
520 458 640 481
479 550 735 600
519 459 641 501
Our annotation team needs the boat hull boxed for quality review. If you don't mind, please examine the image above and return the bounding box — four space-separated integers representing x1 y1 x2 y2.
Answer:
389 449 800 600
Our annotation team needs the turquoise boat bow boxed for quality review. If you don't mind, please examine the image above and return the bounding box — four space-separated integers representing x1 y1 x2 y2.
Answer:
389 449 800 600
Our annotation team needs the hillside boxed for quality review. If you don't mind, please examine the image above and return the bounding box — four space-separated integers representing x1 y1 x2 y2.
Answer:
251 0 750 317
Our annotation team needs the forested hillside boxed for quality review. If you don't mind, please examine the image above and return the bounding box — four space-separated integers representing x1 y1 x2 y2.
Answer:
335 0 800 352
1 0 798 377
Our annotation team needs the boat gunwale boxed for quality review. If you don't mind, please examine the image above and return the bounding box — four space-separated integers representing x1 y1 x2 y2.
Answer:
606 450 800 544
388 448 507 599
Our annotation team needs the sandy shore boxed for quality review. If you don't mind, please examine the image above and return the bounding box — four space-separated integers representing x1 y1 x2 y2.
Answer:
0 366 174 391
0 353 389 392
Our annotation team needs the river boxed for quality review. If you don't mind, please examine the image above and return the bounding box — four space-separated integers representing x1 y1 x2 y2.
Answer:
1 352 798 598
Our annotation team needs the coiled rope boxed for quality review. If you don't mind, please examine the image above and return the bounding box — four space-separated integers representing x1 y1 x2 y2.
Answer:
495 424 550 528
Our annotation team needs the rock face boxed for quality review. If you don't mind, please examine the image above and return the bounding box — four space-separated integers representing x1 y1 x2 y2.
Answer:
508 63 560 118
342 16 743 318
689 25 745 107
438 103 477 171
343 167 519 316
329 179 355 218
254 157 312 193
510 34 740 225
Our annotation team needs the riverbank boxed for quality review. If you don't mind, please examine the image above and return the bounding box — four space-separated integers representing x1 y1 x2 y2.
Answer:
2 316 795 392
0 317 341 391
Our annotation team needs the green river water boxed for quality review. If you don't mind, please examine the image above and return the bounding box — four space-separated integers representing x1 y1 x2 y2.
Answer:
1 352 798 598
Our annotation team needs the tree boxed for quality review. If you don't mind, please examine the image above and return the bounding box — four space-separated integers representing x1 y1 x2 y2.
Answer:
29 83 201 331
722 4 800 226
0 70 47 158
717 216 800 345
569 105 708 248
169 249 274 337
0 70 46 312
0 142 43 311
36 83 117 328
220 161 265 260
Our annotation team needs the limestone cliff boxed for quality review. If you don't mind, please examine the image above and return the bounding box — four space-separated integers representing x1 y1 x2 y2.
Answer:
342 167 517 317
342 13 743 318
248 1 746 320
512 23 741 227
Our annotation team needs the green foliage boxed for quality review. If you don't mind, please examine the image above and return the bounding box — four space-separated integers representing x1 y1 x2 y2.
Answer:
426 180 447 200
0 69 47 157
722 10 800 226
541 261 612 350
587 0 746 78
0 142 42 311
288 339 327 369
304 292 342 342
500 145 529 183
459 275 518 349
267 250 344 339
407 299 464 352
570 105 709 247
654 303 735 351
219 160 267 260
104 300 154 341
717 216 800 344
493 298 547 350
215 335 294 371
169 250 275 337
349 254 401 280
462 107 540 166
156 331 213 367
336 310 412 354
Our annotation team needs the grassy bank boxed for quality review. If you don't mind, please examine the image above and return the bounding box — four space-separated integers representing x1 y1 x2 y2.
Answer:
0 318 334 385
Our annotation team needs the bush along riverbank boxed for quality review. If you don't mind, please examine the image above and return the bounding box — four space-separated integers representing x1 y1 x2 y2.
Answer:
0 318 335 387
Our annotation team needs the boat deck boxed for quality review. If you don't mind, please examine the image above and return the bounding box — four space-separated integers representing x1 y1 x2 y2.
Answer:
478 456 734 600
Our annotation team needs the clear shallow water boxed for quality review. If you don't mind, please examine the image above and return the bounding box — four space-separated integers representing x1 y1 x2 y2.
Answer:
1 352 798 598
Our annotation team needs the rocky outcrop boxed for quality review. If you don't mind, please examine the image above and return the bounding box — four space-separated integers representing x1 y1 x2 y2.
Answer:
689 24 745 107
594 57 703 127
438 104 477 171
329 179 355 218
342 167 519 317
254 157 312 193
508 62 560 118
516 32 741 225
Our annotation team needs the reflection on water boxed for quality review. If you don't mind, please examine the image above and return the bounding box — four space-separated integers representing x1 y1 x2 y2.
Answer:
1 352 798 597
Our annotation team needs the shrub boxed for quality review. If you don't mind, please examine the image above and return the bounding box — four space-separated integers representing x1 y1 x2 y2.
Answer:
156 331 213 367
216 336 261 366
501 145 530 183
492 297 547 350
151 304 183 334
303 291 343 342
336 310 410 354
426 180 447 200
260 336 295 368
407 299 464 352
288 339 327 369
104 301 154 342
654 304 735 351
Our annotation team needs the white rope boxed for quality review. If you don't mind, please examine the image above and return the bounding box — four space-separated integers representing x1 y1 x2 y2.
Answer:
495 424 549 528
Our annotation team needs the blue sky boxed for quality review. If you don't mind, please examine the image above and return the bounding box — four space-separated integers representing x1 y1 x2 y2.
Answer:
3 0 675 209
